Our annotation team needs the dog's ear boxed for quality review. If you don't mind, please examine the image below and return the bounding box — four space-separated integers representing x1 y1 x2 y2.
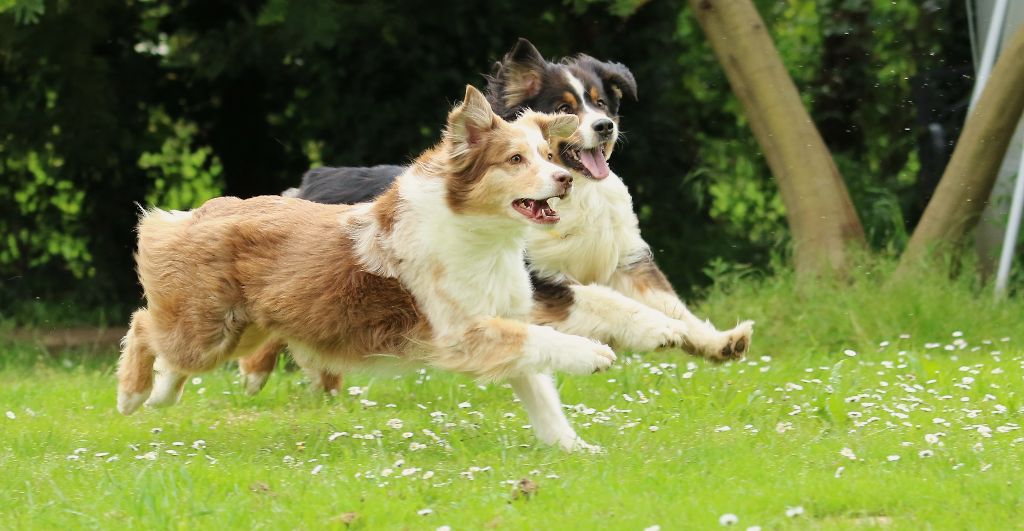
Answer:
447 85 498 150
535 113 579 141
578 56 637 103
596 60 637 102
493 38 547 109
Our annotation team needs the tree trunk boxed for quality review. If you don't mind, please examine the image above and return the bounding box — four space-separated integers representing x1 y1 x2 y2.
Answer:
688 0 866 279
897 24 1024 276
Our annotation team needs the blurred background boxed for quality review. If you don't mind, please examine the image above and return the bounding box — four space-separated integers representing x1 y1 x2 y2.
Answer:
0 1 983 324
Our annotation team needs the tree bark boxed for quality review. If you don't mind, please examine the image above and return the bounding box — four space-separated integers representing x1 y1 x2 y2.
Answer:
897 24 1024 276
688 0 865 279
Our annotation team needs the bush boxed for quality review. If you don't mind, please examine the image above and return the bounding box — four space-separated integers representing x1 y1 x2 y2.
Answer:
0 0 973 323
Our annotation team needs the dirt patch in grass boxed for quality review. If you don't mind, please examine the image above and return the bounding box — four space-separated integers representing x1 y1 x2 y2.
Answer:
3 327 127 351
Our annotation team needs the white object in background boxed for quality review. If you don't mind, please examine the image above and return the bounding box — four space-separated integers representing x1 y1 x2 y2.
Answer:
969 0 1008 110
995 145 1024 299
968 0 1024 297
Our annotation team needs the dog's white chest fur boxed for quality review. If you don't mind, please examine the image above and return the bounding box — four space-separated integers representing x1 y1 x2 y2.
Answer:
526 172 647 283
381 176 535 338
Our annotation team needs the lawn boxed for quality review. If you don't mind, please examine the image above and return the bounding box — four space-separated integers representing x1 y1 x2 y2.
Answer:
2 265 1023 529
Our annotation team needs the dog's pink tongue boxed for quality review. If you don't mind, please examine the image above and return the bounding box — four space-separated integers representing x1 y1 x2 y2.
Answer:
579 148 610 179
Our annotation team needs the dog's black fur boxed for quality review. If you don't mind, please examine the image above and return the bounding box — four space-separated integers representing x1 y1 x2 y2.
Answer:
488 41 636 123
289 39 636 205
296 165 402 204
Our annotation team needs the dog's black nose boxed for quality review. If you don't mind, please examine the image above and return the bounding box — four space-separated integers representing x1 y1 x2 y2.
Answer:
554 172 573 186
592 119 615 136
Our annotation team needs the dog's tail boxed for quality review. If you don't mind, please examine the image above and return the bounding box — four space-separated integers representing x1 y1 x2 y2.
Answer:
135 205 194 256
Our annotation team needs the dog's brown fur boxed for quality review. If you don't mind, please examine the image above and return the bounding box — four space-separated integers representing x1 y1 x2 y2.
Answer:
117 87 615 444
133 197 428 368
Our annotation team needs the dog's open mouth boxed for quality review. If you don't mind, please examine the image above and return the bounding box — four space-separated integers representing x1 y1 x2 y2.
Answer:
512 198 560 224
560 143 610 180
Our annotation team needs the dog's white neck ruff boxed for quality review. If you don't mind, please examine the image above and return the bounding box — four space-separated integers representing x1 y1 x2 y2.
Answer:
525 170 648 284
353 171 535 340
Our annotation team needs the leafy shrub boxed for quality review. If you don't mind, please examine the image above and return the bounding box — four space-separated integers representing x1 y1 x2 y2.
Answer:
0 0 973 323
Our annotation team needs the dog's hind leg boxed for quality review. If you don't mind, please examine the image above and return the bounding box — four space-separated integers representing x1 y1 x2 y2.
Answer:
305 368 342 396
509 372 599 452
144 317 269 409
284 344 343 395
239 338 285 396
117 309 157 415
144 357 188 408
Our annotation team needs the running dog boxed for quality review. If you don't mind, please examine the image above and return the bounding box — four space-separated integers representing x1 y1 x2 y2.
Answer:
118 86 621 451
241 39 754 395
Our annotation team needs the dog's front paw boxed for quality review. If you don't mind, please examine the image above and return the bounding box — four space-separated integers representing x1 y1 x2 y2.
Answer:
556 337 616 375
562 436 604 454
544 429 603 453
702 320 754 362
584 340 616 374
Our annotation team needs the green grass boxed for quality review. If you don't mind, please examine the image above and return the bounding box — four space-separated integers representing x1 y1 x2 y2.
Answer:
2 264 1023 529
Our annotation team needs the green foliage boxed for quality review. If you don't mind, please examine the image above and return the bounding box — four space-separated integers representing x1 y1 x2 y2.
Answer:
0 0 973 322
139 109 224 211
0 0 44 24
675 0 970 255
695 138 788 246
1 145 93 279
567 0 649 19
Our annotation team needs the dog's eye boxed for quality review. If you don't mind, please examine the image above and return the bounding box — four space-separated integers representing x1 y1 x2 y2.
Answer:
557 104 572 114
595 99 606 108
509 154 522 164
547 153 553 161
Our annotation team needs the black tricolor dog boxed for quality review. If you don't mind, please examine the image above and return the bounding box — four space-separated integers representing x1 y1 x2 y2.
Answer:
239 39 754 397
288 38 636 204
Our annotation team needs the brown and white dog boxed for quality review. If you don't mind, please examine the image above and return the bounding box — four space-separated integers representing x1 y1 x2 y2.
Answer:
117 86 621 451
239 39 754 396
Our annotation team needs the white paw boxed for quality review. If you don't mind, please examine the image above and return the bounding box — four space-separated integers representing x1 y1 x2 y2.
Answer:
144 393 181 409
559 435 604 454
520 326 616 375
695 320 755 362
538 428 601 453
117 390 148 416
144 372 186 409
555 337 616 375
242 371 270 396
